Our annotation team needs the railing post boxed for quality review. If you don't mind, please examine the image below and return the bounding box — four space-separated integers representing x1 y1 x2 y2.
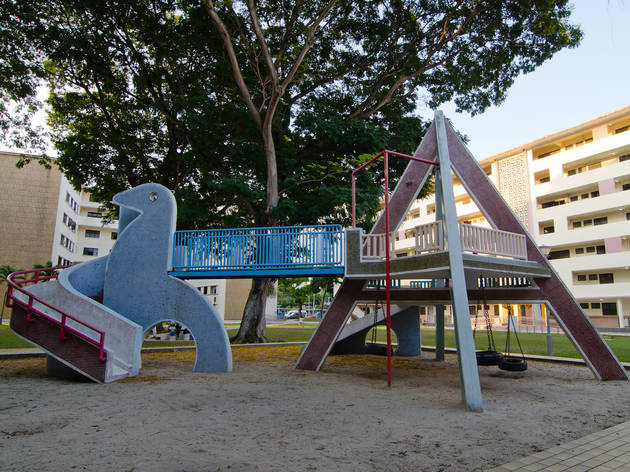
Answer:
26 297 34 322
59 314 68 340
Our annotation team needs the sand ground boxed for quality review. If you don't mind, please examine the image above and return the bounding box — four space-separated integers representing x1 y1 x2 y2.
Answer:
1 346 629 472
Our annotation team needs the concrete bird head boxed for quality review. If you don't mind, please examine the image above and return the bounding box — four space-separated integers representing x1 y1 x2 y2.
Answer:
113 183 176 215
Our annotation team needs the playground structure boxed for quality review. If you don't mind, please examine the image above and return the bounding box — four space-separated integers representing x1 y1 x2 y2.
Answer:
5 112 627 410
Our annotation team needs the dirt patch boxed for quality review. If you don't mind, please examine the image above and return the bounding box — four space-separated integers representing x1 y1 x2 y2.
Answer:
1 346 628 471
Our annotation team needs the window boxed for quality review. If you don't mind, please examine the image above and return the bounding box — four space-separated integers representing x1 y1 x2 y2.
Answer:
567 169 576 176
581 193 589 199
572 221 582 229
586 246 595 253
575 248 584 254
615 125 630 134
620 154 630 162
588 274 598 281
570 196 579 202
111 232 118 240
87 211 102 218
596 245 606 255
590 191 599 198
627 212 630 221
591 302 601 309
579 303 589 309
548 250 570 260
539 176 550 183
85 229 100 238
209 286 217 294
542 225 555 234
583 219 593 227
602 303 618 316
599 273 614 284
577 275 586 281
83 247 98 256
623 183 630 191
594 216 607 226
541 200 565 208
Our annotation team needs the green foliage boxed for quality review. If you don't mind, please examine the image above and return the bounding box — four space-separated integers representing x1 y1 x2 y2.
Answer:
278 278 317 313
32 261 57 278
0 265 23 284
0 0 581 230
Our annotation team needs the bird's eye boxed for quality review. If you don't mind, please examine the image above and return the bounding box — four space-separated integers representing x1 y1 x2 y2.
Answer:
148 192 159 202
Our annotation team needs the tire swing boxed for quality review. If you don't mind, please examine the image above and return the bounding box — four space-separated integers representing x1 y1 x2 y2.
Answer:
365 296 387 356
498 312 528 372
474 279 503 366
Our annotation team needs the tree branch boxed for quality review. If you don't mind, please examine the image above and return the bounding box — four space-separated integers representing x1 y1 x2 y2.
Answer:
203 0 262 129
247 0 278 87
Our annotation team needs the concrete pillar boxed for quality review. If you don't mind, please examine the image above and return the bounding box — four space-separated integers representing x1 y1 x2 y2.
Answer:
532 304 543 330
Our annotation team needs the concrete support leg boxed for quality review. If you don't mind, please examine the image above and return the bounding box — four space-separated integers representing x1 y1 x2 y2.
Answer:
435 111 483 411
391 306 421 356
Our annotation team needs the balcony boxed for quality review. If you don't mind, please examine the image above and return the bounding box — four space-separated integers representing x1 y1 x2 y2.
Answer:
537 220 630 247
531 129 630 174
562 281 630 300
535 191 629 223
550 252 630 275
78 214 118 229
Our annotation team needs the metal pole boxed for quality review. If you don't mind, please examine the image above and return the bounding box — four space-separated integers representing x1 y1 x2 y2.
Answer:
384 151 392 387
351 173 356 228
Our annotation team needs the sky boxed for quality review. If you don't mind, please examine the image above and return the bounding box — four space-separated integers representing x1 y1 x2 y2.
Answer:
421 0 630 159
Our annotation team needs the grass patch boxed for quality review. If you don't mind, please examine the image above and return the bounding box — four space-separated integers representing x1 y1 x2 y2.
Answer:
0 325 34 349
3 322 629 363
228 326 317 343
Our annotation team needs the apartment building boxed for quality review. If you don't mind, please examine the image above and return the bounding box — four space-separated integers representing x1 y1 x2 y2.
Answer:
1 151 274 322
396 106 630 329
0 151 62 306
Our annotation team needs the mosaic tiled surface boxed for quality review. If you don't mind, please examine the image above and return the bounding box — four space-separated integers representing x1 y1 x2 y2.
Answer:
488 421 630 472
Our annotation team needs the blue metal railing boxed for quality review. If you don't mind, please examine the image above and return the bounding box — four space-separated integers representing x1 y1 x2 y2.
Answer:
171 224 344 277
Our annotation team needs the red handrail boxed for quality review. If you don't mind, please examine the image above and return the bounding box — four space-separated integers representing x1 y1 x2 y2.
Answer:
6 266 107 362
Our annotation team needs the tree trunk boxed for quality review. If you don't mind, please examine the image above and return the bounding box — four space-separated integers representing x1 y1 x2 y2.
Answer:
231 278 271 343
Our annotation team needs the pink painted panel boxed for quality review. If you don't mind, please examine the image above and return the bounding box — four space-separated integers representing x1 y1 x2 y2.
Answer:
605 237 623 253
598 179 615 196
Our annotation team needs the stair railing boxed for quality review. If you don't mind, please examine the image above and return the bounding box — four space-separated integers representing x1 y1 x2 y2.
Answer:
6 266 107 361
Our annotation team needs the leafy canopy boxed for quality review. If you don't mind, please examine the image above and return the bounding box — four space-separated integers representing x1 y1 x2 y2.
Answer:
0 0 581 230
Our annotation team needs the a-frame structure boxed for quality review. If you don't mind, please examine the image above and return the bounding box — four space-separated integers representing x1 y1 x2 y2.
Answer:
296 111 628 411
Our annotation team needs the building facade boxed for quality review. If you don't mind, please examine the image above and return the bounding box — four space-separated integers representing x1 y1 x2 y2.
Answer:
0 152 62 306
395 106 630 328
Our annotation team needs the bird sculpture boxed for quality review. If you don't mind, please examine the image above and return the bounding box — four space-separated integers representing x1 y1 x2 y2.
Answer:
67 183 232 373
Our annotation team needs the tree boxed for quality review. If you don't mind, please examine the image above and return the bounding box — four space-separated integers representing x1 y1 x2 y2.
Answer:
202 0 581 341
309 276 340 313
278 278 317 318
0 0 581 342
